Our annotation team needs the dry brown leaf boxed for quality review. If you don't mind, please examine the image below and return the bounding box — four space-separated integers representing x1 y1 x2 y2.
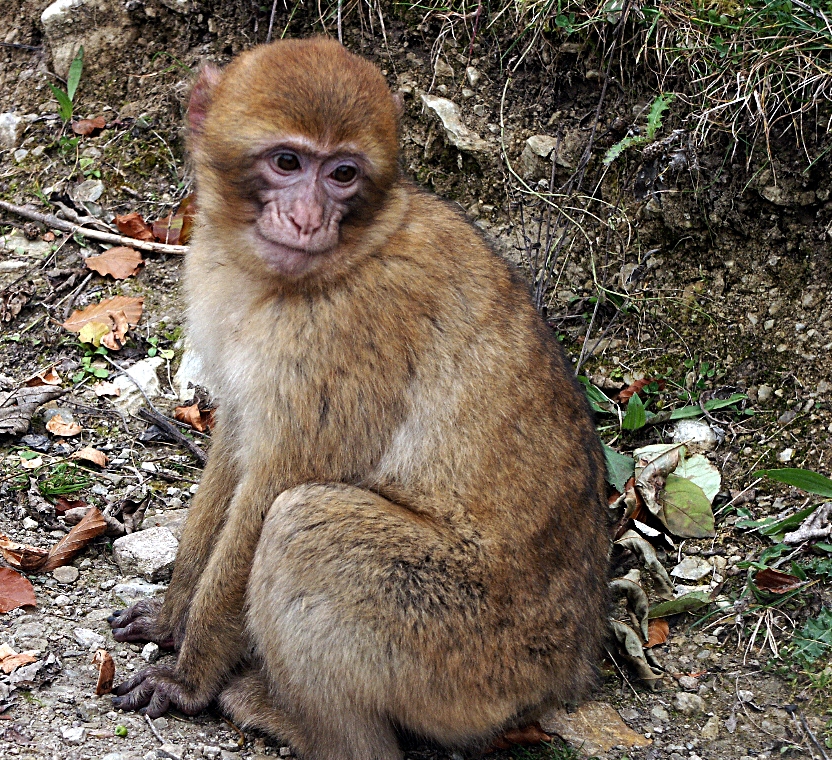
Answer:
153 194 196 245
72 446 108 468
754 568 805 594
0 567 37 612
92 649 115 695
45 413 82 437
101 309 130 350
71 116 106 136
114 212 154 241
645 618 670 648
23 366 62 387
40 507 107 572
488 722 552 751
0 644 38 674
85 247 144 280
55 497 87 516
174 402 215 432
92 381 121 397
62 296 144 350
0 535 49 572
0 385 64 436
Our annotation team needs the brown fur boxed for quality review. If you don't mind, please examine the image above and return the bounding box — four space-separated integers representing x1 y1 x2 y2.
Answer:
109 37 609 760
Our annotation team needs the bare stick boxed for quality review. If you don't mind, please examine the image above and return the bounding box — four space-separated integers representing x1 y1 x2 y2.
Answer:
0 200 188 255
137 407 208 467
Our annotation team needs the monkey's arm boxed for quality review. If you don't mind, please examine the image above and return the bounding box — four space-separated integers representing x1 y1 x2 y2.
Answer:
108 430 238 647
112 474 268 716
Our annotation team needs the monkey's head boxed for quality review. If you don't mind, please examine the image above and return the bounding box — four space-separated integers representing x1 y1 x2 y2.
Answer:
188 37 400 282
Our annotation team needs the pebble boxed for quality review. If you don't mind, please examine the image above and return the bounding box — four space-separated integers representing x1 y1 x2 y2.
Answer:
53 594 71 606
651 706 669 721
678 675 699 690
757 384 773 402
157 745 185 760
465 66 481 87
619 707 639 721
672 692 705 715
738 689 754 703
202 747 221 759
113 578 167 603
777 448 794 462
142 642 161 663
73 627 106 649
61 725 87 744
671 419 718 452
22 516 39 530
53 565 80 583
671 556 712 581
152 716 169 730
112 527 179 581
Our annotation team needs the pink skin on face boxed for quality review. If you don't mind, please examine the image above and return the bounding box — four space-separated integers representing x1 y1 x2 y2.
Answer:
252 138 364 277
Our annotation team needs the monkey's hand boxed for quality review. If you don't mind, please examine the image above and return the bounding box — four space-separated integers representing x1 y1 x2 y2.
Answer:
111 666 210 717
108 600 176 648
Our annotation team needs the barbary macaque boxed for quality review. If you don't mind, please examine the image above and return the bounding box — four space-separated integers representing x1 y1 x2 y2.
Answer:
108 37 609 759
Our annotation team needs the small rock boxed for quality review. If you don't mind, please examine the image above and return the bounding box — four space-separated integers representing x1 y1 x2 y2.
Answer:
53 565 80 584
220 752 238 760
619 707 639 722
157 745 184 760
14 148 29 163
671 419 718 452
113 527 178 581
420 93 489 153
678 675 699 691
701 715 720 739
202 747 222 759
465 66 482 87
61 725 87 744
141 509 189 540
54 593 71 606
672 692 705 715
0 111 24 149
817 379 831 395
173 343 208 401
73 179 105 203
777 448 794 463
434 57 454 78
650 706 669 721
22 516 39 530
671 556 712 582
142 642 161 663
151 716 169 731
737 689 754 703
74 627 106 650
111 356 165 412
757 384 773 402
777 410 798 425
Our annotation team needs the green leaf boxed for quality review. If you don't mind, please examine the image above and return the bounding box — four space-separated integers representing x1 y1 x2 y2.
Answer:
753 468 832 498
67 46 84 102
791 608 832 666
648 590 711 618
49 84 73 123
758 503 820 541
577 375 612 414
159 349 174 360
645 93 674 139
603 134 645 166
622 393 647 430
92 367 109 378
659 473 715 538
669 393 746 420
674 453 721 503
604 444 634 492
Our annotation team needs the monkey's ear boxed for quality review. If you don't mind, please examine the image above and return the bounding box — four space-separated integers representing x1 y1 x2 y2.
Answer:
188 64 223 138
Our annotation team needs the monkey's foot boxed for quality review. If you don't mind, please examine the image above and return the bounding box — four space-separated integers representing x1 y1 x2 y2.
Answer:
108 600 175 648
486 723 552 752
112 666 210 718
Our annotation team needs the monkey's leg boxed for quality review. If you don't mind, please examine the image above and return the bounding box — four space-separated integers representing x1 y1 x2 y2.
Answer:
240 483 511 760
109 429 239 646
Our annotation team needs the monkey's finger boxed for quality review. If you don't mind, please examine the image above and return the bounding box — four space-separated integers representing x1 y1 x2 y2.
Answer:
112 666 171 696
112 674 158 711
111 616 156 642
143 687 171 719
107 599 162 629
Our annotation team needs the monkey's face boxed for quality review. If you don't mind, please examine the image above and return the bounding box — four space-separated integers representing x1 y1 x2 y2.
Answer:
247 136 367 277
187 37 400 285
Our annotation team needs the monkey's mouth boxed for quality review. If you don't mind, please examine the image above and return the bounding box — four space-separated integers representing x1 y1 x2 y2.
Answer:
253 232 334 278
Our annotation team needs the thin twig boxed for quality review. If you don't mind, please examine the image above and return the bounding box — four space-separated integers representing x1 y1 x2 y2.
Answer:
144 714 164 743
137 407 207 466
0 200 188 255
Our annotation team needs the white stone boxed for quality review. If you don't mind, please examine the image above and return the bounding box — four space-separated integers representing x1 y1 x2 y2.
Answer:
113 527 178 581
0 112 24 149
142 642 160 663
777 447 794 463
22 516 39 530
111 356 164 412
420 93 489 153
672 419 718 452
73 178 105 203
672 692 705 715
52 565 80 583
157 745 184 760
113 578 167 603
671 556 712 581
465 66 481 87
73 627 106 649
61 725 87 744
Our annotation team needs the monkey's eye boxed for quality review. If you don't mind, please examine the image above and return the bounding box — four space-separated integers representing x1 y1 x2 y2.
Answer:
273 153 300 172
331 164 357 184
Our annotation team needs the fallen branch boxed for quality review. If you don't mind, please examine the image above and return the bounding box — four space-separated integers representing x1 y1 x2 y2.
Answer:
0 200 188 255
137 407 208 466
